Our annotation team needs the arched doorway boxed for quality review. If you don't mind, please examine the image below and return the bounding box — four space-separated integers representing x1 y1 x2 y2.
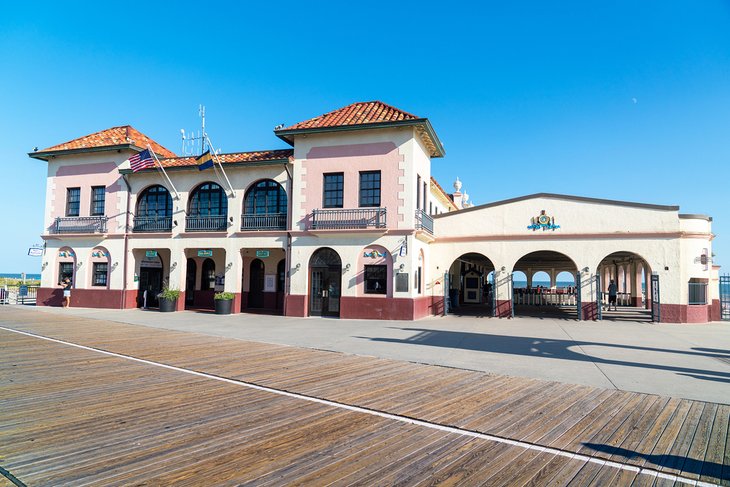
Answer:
139 252 164 308
512 250 578 318
185 258 197 306
309 248 342 317
596 251 652 321
446 253 495 316
249 259 265 308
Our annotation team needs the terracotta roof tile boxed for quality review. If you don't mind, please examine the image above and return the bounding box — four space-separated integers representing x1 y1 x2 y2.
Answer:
147 149 294 170
280 101 420 131
40 126 176 158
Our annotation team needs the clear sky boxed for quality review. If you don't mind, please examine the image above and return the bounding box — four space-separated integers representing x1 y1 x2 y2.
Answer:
1 1 729 273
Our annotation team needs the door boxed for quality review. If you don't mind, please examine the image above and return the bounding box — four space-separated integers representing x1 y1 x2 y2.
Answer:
309 267 341 317
185 258 196 306
650 273 661 322
249 259 265 308
138 267 162 308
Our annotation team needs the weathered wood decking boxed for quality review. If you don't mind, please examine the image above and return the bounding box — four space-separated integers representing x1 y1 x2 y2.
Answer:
1 307 728 486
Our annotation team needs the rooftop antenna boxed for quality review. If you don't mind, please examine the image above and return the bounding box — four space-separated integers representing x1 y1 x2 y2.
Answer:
199 104 207 154
180 105 208 156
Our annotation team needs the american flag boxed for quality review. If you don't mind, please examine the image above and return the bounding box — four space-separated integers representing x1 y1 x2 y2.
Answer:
129 149 154 172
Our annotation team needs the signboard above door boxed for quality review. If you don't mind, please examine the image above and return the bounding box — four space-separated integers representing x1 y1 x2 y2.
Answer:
198 250 213 258
256 250 270 258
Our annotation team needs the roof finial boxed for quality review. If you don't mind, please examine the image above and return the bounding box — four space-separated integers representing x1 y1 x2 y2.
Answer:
453 177 462 192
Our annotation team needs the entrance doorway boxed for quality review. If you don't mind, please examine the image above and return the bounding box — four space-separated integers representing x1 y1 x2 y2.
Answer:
139 267 162 308
446 253 495 316
512 251 578 319
309 248 342 317
185 258 196 306
596 251 652 322
249 259 265 308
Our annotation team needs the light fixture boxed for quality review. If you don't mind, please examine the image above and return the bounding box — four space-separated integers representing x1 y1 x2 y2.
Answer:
399 263 405 271
225 262 233 271
170 262 177 271
173 220 178 226
295 263 301 270
344 263 351 271
583 267 589 273
76 261 83 270
501 266 506 272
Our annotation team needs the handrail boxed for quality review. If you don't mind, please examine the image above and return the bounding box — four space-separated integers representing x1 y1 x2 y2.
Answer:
185 215 227 232
311 208 386 230
241 213 287 231
53 216 108 234
415 209 434 234
133 216 172 232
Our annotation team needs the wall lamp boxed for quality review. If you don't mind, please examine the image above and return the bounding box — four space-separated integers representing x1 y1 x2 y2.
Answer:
170 262 177 271
344 263 351 271
75 261 83 270
399 263 405 272
582 267 589 273
173 220 178 226
225 262 233 272
295 263 301 270
500 266 506 272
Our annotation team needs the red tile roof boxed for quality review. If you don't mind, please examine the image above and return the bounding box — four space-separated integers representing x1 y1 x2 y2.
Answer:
279 101 420 131
147 149 294 170
38 126 176 158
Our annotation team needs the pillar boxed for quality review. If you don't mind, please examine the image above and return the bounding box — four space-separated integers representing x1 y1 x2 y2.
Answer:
494 268 512 318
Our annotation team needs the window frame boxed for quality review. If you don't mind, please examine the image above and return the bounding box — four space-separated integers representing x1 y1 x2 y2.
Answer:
244 180 287 215
66 187 81 217
90 186 106 216
92 262 109 287
190 182 227 217
364 264 387 295
322 173 344 208
359 171 381 208
58 262 74 284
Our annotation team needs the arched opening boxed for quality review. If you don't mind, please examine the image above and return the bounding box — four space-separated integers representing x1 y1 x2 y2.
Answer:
134 185 173 232
277 259 286 310
309 248 342 317
187 182 228 231
243 179 287 230
512 250 578 318
249 259 265 308
185 258 197 306
596 251 652 321
201 258 215 291
446 252 495 316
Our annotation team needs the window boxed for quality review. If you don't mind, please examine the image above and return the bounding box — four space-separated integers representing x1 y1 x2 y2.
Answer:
359 171 381 207
244 180 287 214
58 262 74 284
416 175 421 210
137 185 172 217
66 188 80 216
423 182 427 212
323 173 343 208
364 265 387 294
91 186 105 216
201 258 215 290
429 202 433 215
688 278 708 305
190 183 227 216
92 263 108 286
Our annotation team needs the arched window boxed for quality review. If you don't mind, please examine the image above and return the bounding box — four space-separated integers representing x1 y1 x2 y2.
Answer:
190 183 227 217
201 258 215 291
135 185 173 232
244 180 287 215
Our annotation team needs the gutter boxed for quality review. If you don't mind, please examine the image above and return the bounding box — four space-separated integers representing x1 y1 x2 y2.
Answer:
121 174 132 310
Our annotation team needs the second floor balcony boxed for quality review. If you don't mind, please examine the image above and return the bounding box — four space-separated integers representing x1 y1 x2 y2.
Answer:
52 216 108 234
133 216 172 233
186 215 227 232
241 213 287 231
311 208 387 230
415 209 434 234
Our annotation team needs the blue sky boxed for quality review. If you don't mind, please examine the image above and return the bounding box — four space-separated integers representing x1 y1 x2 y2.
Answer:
1 1 729 273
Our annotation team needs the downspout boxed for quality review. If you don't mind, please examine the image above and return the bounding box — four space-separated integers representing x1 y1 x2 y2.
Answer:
284 161 293 313
121 174 132 310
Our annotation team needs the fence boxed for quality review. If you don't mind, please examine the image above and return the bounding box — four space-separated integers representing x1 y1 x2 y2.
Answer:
513 288 577 307
0 285 39 305
311 208 387 230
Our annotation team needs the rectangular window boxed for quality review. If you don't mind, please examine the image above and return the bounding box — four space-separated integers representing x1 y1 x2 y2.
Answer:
429 202 433 215
364 265 387 294
359 171 381 207
688 278 708 305
91 186 105 216
416 175 421 210
92 263 108 287
66 188 80 216
58 262 73 284
323 173 344 208
423 182 427 212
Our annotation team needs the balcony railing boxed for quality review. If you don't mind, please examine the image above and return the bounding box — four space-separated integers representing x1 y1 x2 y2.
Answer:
241 213 287 231
133 216 172 232
53 216 107 234
311 208 387 230
415 209 434 234
185 215 227 232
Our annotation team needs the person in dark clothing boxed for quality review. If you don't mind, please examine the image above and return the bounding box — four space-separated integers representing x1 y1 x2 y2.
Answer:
60 277 72 308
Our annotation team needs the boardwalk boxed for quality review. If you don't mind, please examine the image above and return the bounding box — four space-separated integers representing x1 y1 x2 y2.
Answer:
1 307 728 486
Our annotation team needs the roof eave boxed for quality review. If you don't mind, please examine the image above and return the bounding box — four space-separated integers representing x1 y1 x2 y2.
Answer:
29 144 139 161
124 158 291 175
274 119 446 157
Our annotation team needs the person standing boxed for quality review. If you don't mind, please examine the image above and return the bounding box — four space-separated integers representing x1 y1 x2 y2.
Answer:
60 277 72 308
608 279 618 311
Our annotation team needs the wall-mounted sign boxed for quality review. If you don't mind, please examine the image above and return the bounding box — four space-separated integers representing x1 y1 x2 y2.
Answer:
256 250 270 258
264 274 276 292
527 210 560 231
145 250 158 258
198 250 213 258
364 250 387 259
28 248 43 257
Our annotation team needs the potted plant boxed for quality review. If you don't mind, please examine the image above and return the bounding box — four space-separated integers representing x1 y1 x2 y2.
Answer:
158 285 180 313
214 291 234 315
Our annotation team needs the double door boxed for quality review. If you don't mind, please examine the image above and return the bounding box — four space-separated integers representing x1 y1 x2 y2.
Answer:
310 267 341 317
138 267 162 308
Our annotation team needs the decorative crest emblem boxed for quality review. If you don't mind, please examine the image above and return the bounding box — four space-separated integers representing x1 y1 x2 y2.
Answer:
528 210 560 231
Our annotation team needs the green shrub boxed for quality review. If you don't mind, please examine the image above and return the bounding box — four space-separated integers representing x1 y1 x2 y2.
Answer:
214 291 235 300
158 287 180 301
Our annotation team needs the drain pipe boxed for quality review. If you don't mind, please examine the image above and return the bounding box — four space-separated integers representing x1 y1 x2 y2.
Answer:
121 174 132 310
283 161 293 312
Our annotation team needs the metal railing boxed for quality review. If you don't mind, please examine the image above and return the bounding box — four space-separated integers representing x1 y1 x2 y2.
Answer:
241 213 287 231
311 208 386 230
1 285 38 305
688 282 708 305
53 216 107 234
415 209 434 234
514 288 578 306
185 215 227 232
133 216 172 232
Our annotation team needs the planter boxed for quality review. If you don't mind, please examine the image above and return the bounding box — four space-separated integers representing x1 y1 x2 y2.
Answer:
159 298 177 312
215 298 233 315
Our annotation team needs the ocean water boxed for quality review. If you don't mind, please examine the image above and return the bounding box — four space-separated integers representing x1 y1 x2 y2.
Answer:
0 273 41 280
512 280 574 288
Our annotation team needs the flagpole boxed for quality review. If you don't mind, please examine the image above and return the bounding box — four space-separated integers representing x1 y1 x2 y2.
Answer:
146 144 181 200
205 136 236 198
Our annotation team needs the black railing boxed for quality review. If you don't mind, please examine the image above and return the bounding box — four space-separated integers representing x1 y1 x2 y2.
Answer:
241 213 287 231
311 208 387 230
185 215 227 232
415 209 434 234
53 216 108 234
688 282 708 305
133 216 172 232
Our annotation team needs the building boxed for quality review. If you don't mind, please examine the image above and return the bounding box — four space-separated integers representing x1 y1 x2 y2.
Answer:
30 101 719 323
